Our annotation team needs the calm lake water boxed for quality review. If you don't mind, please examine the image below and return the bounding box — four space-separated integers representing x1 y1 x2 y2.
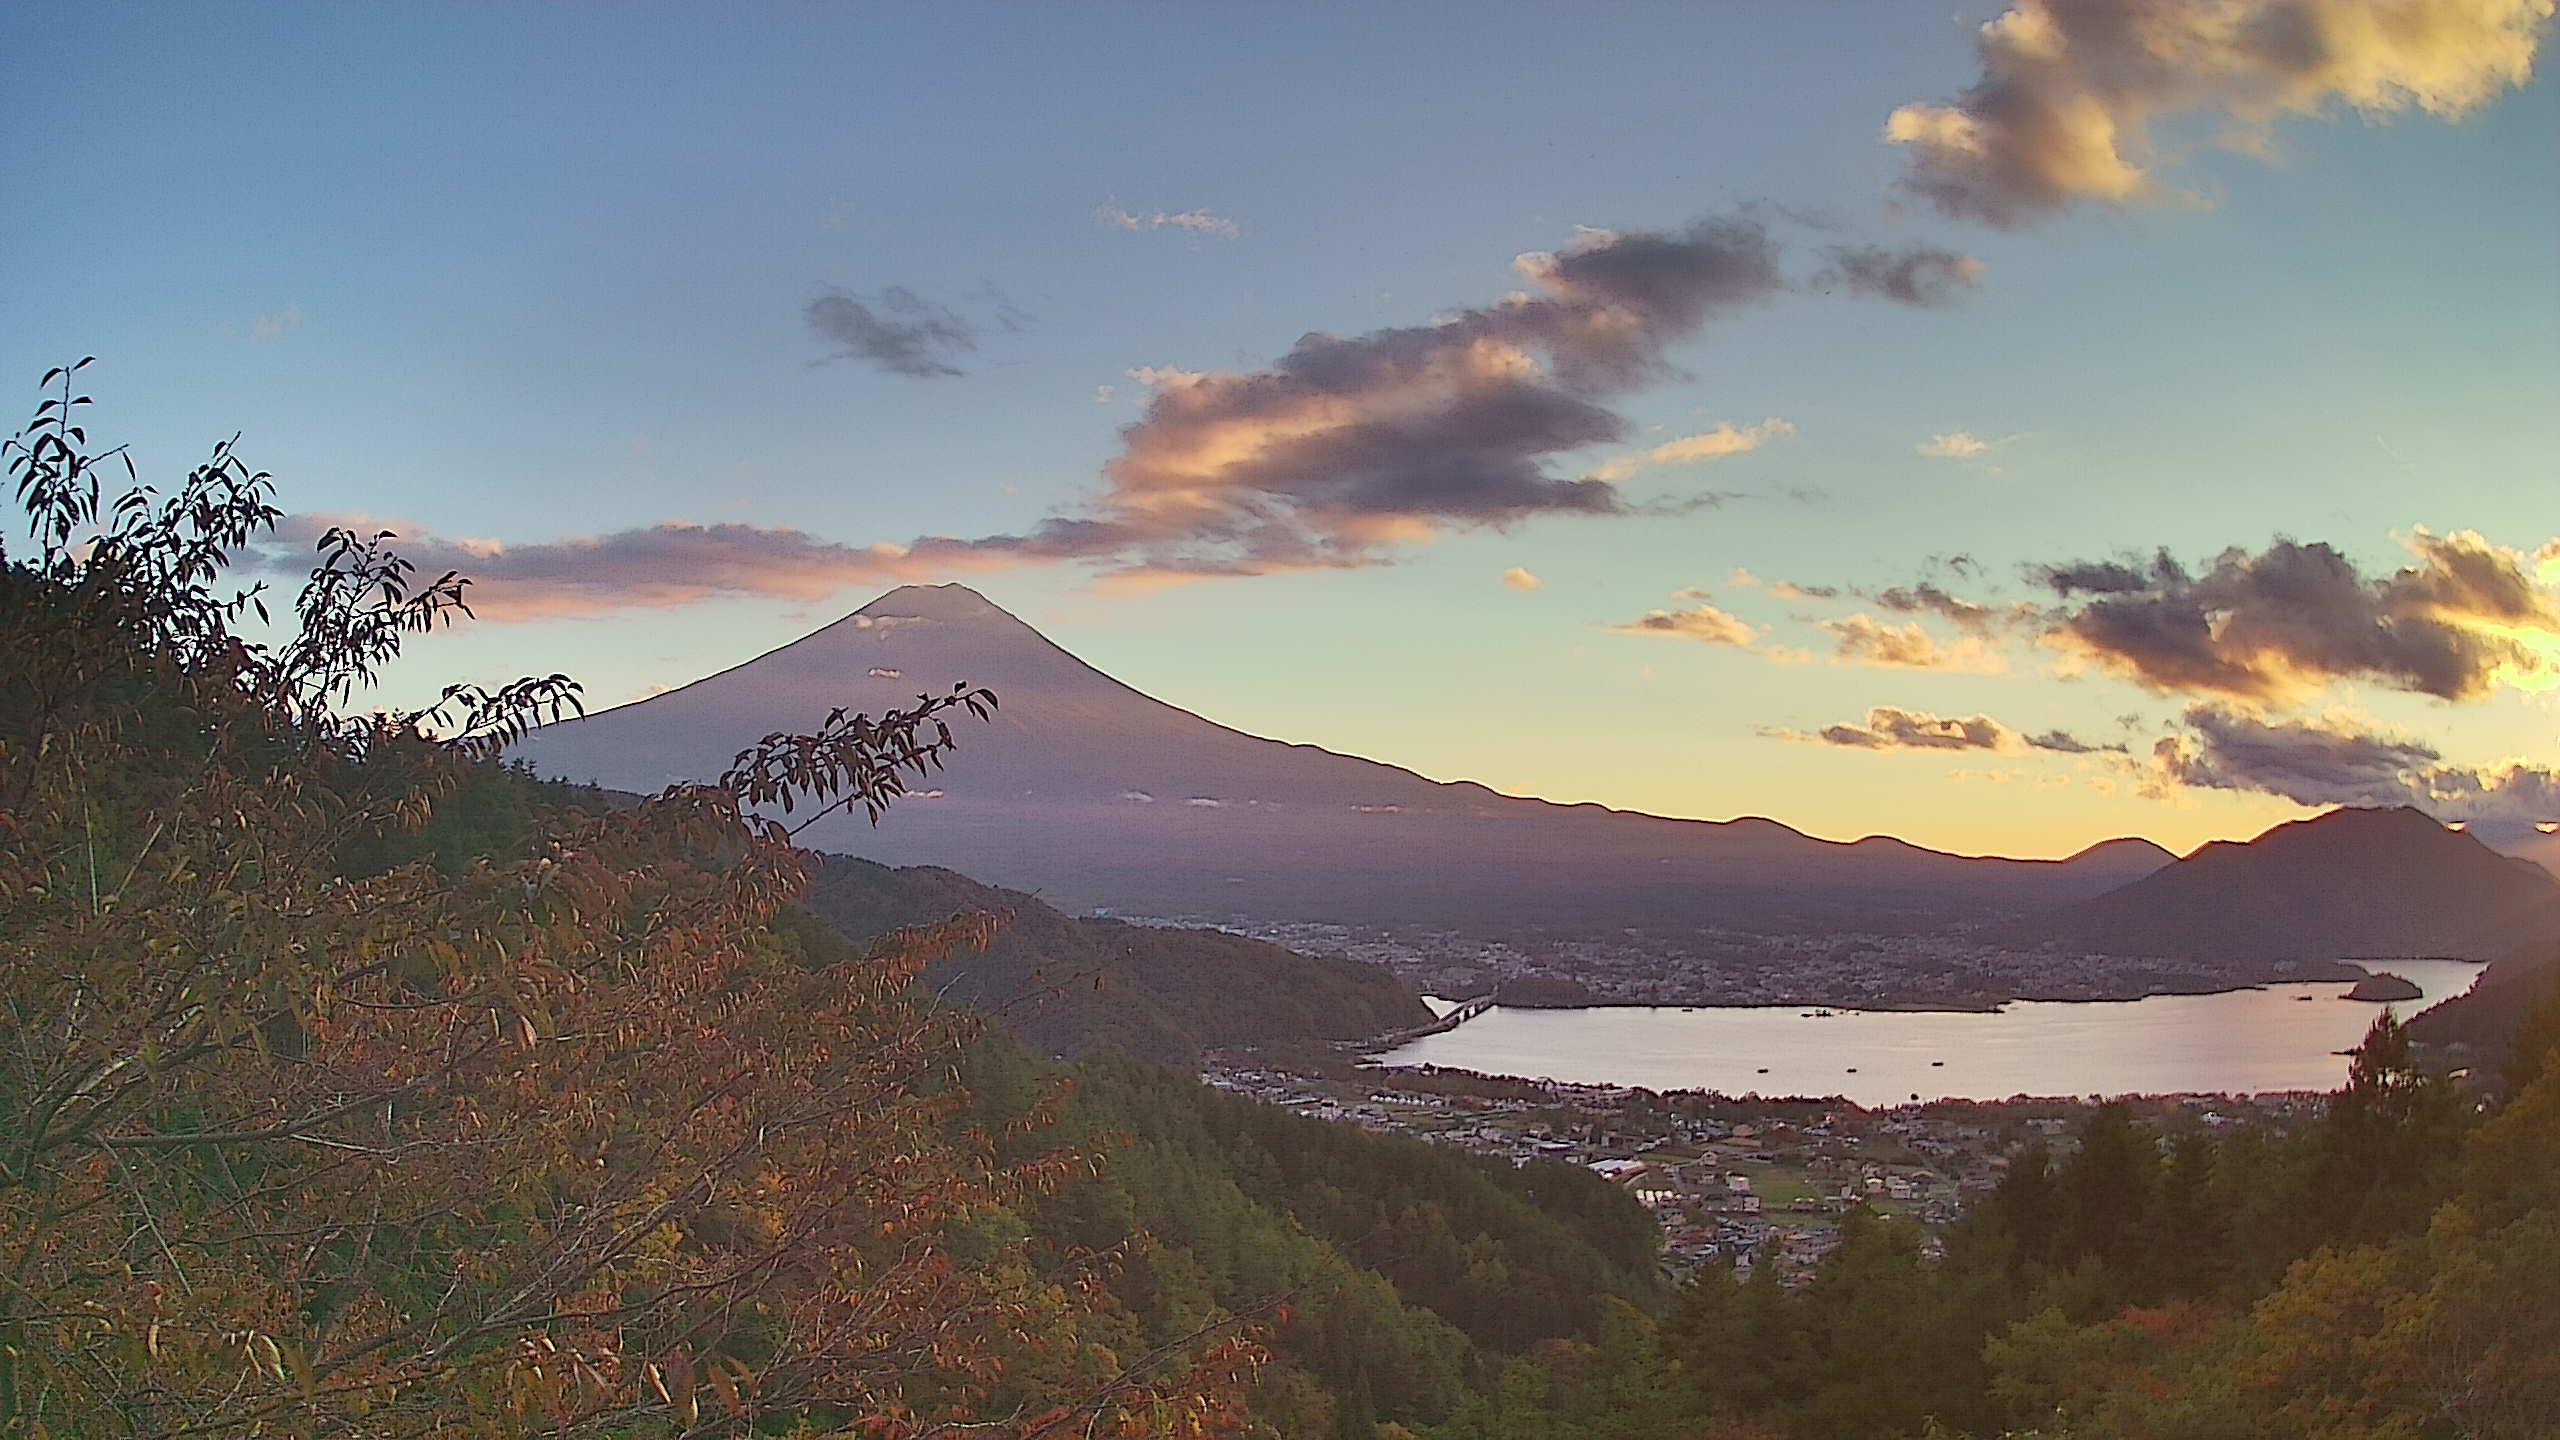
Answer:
1383 959 2484 1105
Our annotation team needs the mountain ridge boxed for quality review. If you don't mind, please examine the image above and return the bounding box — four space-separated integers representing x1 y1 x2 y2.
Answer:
526 583 2169 873
512 585 2194 934
1999 805 2560 962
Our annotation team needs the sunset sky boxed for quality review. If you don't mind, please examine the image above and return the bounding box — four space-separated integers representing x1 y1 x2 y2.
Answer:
5 2 2555 859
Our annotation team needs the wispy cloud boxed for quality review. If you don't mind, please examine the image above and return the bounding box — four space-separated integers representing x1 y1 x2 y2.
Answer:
1818 244 1985 306
1097 205 1242 240
1590 418 1795 482
250 304 304 339
1870 580 2011 634
1727 568 1840 601
806 285 987 378
1502 566 1544 591
1886 0 2553 228
1916 430 2014 460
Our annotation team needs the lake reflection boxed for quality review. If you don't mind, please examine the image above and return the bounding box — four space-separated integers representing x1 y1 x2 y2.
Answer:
1378 959 2484 1105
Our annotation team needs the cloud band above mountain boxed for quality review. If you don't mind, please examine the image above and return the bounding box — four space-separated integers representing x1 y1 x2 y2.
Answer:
2037 529 2560 702
2148 703 2560 826
1777 704 2118 754
257 514 1006 622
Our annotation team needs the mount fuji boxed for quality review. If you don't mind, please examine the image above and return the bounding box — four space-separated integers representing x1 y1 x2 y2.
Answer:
510 584 2173 933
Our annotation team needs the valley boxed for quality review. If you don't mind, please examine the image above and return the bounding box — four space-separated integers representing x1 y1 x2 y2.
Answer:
515 583 2558 1023
1196 1054 2327 1283
1110 913 2366 1010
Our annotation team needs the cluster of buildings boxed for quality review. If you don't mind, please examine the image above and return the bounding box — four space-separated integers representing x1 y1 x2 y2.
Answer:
1200 1053 2319 1285
1131 914 2349 1010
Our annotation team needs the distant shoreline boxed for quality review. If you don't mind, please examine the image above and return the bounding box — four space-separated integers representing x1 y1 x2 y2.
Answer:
1437 957 2473 1019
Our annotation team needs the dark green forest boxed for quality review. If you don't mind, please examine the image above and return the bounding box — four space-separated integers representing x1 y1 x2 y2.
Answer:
6 377 2556 1437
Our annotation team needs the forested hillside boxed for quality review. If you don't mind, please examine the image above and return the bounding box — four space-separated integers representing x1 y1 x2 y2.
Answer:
2409 938 2560 1075
942 1045 1666 1436
806 856 1429 1062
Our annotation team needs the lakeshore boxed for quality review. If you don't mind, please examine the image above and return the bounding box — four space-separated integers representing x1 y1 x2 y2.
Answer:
1370 958 2483 1108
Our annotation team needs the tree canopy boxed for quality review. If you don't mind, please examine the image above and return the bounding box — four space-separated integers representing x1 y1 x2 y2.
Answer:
0 369 1252 1437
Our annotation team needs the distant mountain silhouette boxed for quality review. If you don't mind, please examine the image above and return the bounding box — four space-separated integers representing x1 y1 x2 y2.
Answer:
512 584 2171 933
2003 806 2560 961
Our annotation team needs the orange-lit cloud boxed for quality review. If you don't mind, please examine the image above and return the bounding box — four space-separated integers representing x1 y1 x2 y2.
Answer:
2037 528 2560 702
1589 418 1795 482
1727 568 1841 601
1888 0 2553 228
1502 566 1544 591
988 218 1788 583
1820 614 2007 671
1611 602 1761 647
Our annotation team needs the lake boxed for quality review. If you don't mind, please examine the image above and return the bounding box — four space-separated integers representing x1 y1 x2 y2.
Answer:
1381 959 2484 1105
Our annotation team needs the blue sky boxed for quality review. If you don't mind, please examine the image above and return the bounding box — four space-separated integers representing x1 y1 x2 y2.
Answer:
6 1 2555 857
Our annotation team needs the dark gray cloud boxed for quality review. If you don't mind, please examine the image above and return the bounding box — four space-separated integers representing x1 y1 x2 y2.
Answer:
1818 244 1986 307
807 286 981 378
2150 704 2560 826
1872 580 2005 634
2021 729 2112 756
2037 549 2186 596
2034 531 2560 702
1782 704 2115 754
1885 0 2551 229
